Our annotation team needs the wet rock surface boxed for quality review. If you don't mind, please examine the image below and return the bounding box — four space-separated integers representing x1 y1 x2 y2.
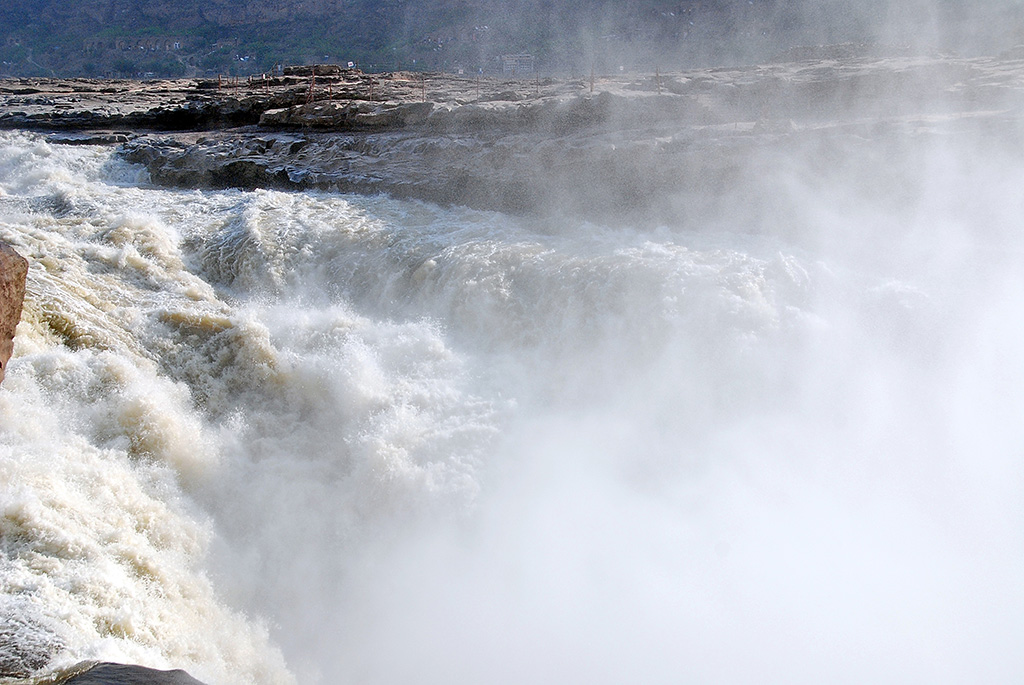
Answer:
0 616 62 678
0 241 28 386
4 53 1024 223
58 662 207 685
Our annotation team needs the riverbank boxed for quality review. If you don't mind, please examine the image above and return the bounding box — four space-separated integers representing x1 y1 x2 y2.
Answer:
4 52 1024 223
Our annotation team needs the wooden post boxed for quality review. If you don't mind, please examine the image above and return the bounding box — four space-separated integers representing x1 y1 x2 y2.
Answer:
656 67 661 95
590 64 594 94
421 72 426 102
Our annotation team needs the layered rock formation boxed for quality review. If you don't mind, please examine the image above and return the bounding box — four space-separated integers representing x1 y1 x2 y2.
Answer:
4 51 1024 226
0 242 27 385
110 53 1024 224
0 77 306 130
4 52 1024 224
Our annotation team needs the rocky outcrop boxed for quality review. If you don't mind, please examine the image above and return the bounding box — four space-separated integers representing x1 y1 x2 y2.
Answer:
0 242 28 386
58 662 207 685
121 122 740 219
10 53 1018 135
47 132 133 145
116 51 1024 224
0 70 591 132
0 78 311 131
259 100 435 129
8 54 1024 225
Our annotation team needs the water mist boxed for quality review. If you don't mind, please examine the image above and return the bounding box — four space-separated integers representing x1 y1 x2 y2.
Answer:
1 10 1024 685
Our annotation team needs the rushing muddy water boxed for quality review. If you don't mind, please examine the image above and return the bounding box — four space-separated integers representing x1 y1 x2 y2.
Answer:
0 128 1022 684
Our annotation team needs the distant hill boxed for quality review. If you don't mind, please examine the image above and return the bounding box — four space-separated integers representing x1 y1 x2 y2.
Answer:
1 0 1020 78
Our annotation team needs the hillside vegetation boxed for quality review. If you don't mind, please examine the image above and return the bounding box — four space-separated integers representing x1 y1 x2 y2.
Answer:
0 0 1020 78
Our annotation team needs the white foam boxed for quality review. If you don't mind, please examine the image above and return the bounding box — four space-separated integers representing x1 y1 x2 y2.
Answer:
0 125 1022 684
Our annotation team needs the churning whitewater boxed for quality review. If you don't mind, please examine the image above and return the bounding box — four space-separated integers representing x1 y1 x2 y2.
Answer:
0 129 1022 684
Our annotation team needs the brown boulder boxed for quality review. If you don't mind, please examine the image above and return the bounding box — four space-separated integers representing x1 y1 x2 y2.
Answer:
0 242 28 385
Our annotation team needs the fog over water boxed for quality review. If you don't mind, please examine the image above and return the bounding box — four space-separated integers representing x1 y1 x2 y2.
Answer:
2 36 1024 685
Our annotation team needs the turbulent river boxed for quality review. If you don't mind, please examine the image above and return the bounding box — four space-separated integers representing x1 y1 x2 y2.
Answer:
0 128 1022 684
